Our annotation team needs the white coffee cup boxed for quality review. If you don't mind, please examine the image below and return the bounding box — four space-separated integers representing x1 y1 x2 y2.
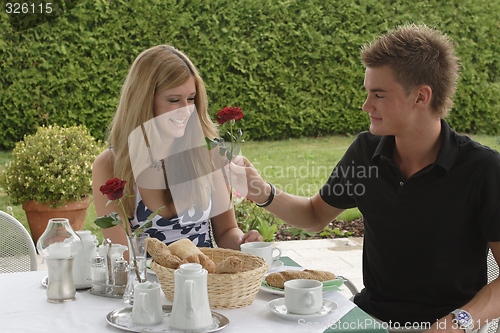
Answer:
284 279 323 315
240 242 281 268
131 281 163 325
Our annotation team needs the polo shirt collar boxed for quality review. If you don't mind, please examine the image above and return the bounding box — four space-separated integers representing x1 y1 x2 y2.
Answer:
371 119 458 172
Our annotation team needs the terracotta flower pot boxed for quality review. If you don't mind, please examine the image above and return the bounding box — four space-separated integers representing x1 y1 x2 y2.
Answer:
22 196 91 245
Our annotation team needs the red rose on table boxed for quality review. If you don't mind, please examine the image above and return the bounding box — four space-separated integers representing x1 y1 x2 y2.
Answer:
99 178 126 200
216 106 243 124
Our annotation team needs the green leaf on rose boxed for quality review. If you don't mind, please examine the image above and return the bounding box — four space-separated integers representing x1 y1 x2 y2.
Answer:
231 143 241 156
205 137 219 150
236 131 247 143
219 146 228 157
94 212 121 229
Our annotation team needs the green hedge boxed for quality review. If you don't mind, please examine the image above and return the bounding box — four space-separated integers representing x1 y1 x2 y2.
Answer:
1 0 499 149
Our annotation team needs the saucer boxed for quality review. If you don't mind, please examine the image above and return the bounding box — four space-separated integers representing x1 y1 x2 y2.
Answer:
268 259 284 272
267 298 337 321
41 276 91 290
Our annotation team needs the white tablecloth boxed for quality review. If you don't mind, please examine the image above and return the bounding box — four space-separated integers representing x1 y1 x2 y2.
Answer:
1 269 356 333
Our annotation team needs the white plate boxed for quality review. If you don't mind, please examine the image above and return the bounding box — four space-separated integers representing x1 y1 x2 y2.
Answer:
259 267 303 296
106 305 229 332
260 281 286 296
267 298 337 321
41 276 91 290
260 274 344 296
268 259 284 272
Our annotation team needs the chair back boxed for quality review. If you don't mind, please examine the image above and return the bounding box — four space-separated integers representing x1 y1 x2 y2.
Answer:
0 211 38 273
485 248 499 333
487 248 499 283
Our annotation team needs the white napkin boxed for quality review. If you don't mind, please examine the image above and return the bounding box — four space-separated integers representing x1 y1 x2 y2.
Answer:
216 265 356 333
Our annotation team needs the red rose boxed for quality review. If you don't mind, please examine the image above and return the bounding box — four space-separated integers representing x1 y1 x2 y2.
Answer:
100 178 126 200
216 106 243 124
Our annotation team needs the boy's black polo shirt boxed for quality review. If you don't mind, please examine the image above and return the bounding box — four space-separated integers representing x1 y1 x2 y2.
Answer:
320 120 500 325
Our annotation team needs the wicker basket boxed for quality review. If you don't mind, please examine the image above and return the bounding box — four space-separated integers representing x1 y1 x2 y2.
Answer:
151 247 268 309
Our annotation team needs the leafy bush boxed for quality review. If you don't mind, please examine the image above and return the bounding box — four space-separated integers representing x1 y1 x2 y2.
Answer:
0 124 102 206
0 0 499 149
233 195 279 242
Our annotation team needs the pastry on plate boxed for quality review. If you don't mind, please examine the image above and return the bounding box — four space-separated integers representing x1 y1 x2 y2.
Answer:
265 269 336 289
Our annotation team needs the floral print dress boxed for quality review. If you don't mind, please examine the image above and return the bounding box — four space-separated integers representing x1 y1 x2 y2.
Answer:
129 187 213 247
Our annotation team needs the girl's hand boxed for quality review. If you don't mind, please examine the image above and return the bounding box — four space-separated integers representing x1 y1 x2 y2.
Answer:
241 230 264 243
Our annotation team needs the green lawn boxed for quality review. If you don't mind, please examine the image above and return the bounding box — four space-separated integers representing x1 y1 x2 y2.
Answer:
1 134 498 244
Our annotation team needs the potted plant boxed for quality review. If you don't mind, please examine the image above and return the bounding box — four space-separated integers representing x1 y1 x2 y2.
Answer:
0 124 102 243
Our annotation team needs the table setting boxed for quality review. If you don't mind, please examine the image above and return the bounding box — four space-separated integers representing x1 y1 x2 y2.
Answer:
0 259 387 333
1 223 388 333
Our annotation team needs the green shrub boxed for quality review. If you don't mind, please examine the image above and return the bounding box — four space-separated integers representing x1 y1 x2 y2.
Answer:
233 195 279 242
0 0 499 149
0 124 102 206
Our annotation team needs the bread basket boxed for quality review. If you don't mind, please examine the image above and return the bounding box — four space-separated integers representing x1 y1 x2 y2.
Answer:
151 247 268 309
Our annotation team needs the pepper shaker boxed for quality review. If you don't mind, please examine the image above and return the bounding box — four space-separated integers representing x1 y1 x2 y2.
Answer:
113 258 128 296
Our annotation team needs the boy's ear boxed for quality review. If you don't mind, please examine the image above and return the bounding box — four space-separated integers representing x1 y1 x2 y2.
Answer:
415 85 432 105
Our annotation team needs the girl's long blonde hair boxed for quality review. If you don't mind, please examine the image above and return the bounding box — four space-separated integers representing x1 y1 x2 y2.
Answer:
108 45 218 217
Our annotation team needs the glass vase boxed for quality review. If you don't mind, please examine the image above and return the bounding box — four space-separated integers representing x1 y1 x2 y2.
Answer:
123 260 142 305
123 233 150 304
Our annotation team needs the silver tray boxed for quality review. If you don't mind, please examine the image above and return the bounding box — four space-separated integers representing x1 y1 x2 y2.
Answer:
88 280 127 299
106 305 229 333
89 287 124 299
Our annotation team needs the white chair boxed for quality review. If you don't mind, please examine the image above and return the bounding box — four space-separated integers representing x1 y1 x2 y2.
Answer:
0 210 38 273
482 248 499 333
337 274 360 296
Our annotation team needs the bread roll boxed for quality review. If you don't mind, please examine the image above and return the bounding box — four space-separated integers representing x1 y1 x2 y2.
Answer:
178 254 201 265
168 238 203 259
198 254 216 274
147 238 220 273
215 256 244 274
265 269 336 289
146 238 181 269
178 253 216 273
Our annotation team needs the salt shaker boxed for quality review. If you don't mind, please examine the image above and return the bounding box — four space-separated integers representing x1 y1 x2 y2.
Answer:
113 258 128 296
91 255 107 294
